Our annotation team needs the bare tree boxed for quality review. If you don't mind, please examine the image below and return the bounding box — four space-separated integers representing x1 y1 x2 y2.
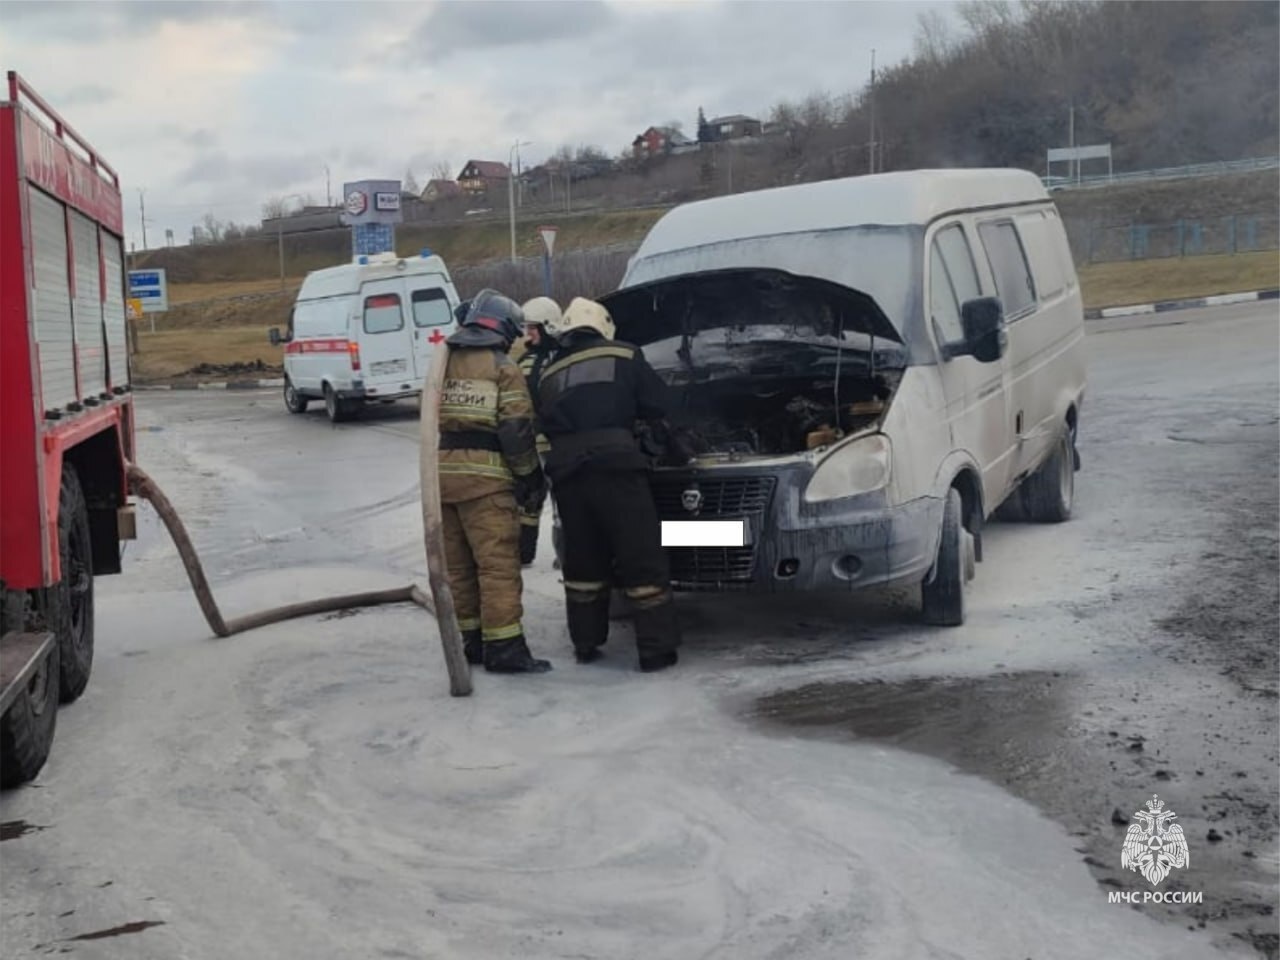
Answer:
403 167 421 194
430 160 455 182
200 213 224 243
261 196 288 219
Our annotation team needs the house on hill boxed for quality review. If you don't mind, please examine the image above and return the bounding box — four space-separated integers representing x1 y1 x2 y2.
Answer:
699 114 763 144
632 126 698 159
421 179 463 202
458 160 510 195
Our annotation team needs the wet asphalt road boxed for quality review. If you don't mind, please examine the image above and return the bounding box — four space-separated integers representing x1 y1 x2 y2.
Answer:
0 301 1276 959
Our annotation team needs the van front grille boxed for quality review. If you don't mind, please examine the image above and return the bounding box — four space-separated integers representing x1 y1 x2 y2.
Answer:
668 546 756 586
650 476 776 519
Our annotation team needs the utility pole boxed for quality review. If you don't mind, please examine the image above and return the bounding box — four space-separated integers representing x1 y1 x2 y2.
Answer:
325 165 332 206
508 140 530 264
138 189 148 251
868 49 876 175
1069 103 1077 184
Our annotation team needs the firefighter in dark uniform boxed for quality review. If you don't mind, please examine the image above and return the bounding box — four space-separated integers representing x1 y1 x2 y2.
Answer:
509 297 562 565
536 297 682 672
439 289 551 673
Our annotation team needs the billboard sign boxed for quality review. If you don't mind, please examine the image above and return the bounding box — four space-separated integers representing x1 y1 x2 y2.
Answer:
341 180 402 225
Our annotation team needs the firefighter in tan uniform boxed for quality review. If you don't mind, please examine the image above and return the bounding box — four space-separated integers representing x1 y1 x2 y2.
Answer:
439 289 551 673
510 297 562 565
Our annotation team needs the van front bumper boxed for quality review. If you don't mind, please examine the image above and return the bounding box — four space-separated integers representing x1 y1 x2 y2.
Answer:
743 495 944 592
651 470 944 593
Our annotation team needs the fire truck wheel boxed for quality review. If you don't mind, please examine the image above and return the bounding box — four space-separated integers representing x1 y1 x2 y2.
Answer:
52 465 94 703
284 377 309 414
0 641 60 788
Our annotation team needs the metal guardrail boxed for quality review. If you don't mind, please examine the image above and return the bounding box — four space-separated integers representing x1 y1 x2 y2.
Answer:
1044 156 1280 191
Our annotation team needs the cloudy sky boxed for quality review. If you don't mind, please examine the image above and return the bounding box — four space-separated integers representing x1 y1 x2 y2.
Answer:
1 0 959 250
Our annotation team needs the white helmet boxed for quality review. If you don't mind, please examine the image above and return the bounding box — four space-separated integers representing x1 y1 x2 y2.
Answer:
521 296 562 331
558 297 615 340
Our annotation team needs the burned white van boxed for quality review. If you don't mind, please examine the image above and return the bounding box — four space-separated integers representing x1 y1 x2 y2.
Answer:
601 169 1086 625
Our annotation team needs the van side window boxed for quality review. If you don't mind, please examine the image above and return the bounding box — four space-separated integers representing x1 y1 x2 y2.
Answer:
364 293 404 334
1015 212 1068 302
929 224 981 344
411 288 452 327
978 220 1037 319
294 298 348 338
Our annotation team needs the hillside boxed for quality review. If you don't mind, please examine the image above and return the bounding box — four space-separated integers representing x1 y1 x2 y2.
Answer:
146 167 1278 302
135 207 669 285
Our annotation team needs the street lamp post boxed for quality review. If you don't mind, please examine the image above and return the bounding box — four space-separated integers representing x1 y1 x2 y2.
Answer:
508 140 531 264
277 193 306 289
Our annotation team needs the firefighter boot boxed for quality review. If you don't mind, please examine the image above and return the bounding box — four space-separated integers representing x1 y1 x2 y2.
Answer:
565 583 611 663
629 585 682 673
462 628 483 666
483 635 552 674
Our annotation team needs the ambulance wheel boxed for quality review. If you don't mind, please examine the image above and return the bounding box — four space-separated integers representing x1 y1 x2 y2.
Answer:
53 465 94 703
284 377 308 414
324 385 350 423
0 641 59 788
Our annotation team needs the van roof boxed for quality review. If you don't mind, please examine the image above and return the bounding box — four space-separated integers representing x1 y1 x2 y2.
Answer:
297 252 451 300
633 168 1049 259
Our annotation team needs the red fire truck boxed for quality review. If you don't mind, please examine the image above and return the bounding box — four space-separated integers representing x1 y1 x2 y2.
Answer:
0 72 136 787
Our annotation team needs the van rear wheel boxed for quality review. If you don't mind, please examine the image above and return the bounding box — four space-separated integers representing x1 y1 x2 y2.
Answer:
284 378 308 414
323 385 350 424
1020 431 1074 523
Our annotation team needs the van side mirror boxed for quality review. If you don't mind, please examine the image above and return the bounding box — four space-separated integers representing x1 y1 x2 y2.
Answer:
268 327 282 346
959 297 1007 363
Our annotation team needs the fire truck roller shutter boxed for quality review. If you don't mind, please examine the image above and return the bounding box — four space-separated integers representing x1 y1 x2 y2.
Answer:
100 233 128 390
69 209 106 399
28 186 77 414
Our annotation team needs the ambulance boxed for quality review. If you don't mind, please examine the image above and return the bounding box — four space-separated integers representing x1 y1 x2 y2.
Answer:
269 250 460 422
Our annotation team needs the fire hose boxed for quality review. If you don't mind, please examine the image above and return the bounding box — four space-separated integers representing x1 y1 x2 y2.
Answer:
125 345 472 696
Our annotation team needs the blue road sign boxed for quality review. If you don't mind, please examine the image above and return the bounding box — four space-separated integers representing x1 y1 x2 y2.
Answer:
127 268 168 312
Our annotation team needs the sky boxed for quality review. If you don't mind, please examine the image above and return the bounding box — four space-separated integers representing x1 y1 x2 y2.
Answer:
0 0 960 251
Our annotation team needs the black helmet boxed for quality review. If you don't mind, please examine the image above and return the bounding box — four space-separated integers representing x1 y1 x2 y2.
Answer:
459 288 524 346
453 299 471 324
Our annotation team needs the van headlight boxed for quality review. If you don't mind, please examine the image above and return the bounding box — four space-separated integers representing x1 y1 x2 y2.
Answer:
803 434 892 503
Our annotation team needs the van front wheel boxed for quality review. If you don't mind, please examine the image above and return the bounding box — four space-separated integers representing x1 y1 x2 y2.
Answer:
922 488 970 626
284 378 308 414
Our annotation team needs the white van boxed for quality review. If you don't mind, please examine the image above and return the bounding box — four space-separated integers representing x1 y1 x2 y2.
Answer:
600 169 1086 625
269 251 460 422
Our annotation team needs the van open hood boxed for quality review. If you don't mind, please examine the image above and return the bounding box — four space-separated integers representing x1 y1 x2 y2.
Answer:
600 268 904 350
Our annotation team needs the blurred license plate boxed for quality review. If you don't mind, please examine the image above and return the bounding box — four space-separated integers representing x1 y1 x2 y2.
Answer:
661 520 748 547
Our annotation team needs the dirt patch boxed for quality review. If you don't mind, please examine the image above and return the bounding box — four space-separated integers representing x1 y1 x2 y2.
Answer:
0 820 47 842
751 669 1279 956
1079 252 1280 308
1156 422 1280 700
131 326 280 382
